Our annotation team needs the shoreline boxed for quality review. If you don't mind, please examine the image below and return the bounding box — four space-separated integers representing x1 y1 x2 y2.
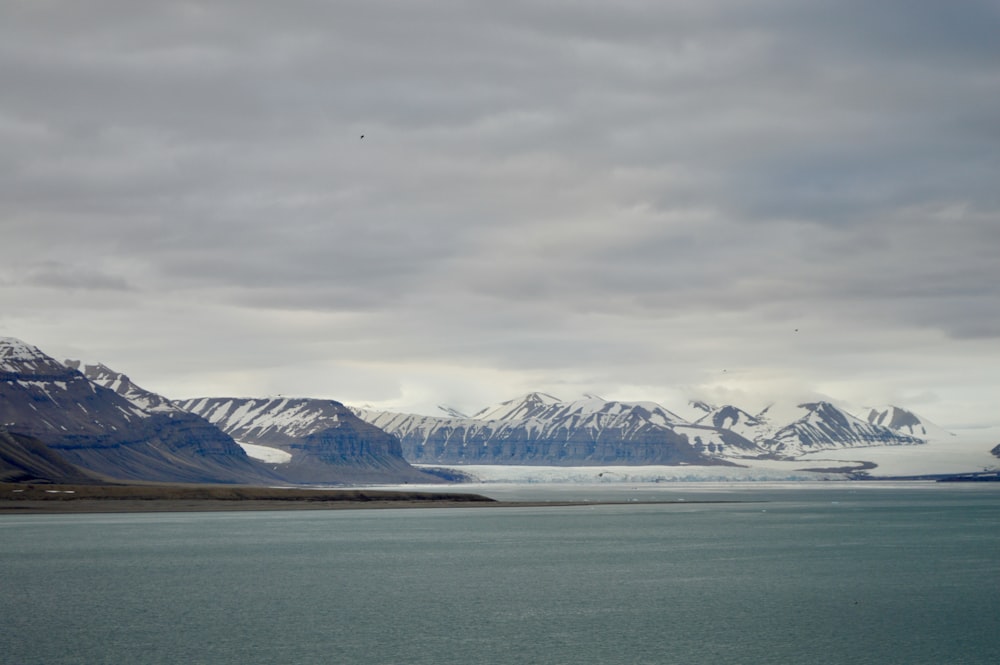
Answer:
0 499 517 514
0 481 755 514
0 482 496 514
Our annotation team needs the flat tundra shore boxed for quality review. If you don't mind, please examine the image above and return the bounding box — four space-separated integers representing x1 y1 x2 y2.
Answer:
0 482 500 514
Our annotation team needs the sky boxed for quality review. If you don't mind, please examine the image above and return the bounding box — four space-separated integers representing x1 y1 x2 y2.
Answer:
2 1 999 430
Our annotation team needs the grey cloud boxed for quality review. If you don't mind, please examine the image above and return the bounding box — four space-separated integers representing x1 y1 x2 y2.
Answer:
21 262 132 292
1 1 999 424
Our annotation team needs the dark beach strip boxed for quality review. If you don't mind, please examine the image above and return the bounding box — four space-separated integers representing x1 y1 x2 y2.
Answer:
0 482 759 514
0 482 499 513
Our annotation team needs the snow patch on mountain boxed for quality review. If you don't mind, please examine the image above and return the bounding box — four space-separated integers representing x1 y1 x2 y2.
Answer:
237 441 292 464
184 397 344 441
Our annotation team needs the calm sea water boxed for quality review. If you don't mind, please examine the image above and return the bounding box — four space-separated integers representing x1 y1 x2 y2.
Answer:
2 484 999 665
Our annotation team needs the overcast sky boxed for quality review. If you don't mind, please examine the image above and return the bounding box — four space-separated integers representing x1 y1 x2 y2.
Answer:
2 1 999 429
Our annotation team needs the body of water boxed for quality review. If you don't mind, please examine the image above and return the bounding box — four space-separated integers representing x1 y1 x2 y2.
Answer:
2 483 999 664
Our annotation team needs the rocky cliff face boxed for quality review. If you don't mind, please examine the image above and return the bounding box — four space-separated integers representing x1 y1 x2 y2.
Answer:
352 394 744 465
178 397 443 484
353 394 943 465
0 337 279 484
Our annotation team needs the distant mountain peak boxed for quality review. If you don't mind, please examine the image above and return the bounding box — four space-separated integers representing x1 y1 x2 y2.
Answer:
697 404 762 427
472 391 562 420
690 400 716 414
766 400 924 456
864 405 953 440
65 360 178 414
798 401 851 424
755 402 811 426
437 405 469 419
522 391 561 403
0 336 39 355
866 405 920 429
1 337 57 373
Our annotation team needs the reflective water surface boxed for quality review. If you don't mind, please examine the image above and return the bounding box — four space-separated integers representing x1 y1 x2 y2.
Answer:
2 483 998 664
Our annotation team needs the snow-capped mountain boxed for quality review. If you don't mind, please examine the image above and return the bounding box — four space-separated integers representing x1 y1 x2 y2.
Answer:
3 335 960 481
694 405 771 444
0 337 277 484
352 394 946 465
470 392 564 421
764 401 924 457
65 361 179 414
690 400 930 454
351 393 751 465
2 337 63 375
1 335 446 485
1 338 147 431
178 397 443 484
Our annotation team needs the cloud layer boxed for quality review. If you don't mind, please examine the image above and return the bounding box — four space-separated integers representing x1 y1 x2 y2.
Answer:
2 1 999 427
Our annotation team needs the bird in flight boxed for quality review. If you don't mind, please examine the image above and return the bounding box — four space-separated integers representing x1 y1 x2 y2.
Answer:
360 134 365 139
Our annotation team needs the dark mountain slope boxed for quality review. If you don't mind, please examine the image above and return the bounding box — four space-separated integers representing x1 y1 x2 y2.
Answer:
0 429 98 484
1 338 279 484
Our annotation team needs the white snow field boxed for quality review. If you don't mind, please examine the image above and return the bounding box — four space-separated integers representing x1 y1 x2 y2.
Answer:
797 427 1000 476
236 442 292 464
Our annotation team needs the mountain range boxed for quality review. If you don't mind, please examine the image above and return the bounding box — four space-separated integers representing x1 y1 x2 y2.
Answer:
348 392 944 465
1 337 438 485
0 336 963 484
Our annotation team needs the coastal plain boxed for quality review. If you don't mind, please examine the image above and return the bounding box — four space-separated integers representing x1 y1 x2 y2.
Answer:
0 482 498 514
